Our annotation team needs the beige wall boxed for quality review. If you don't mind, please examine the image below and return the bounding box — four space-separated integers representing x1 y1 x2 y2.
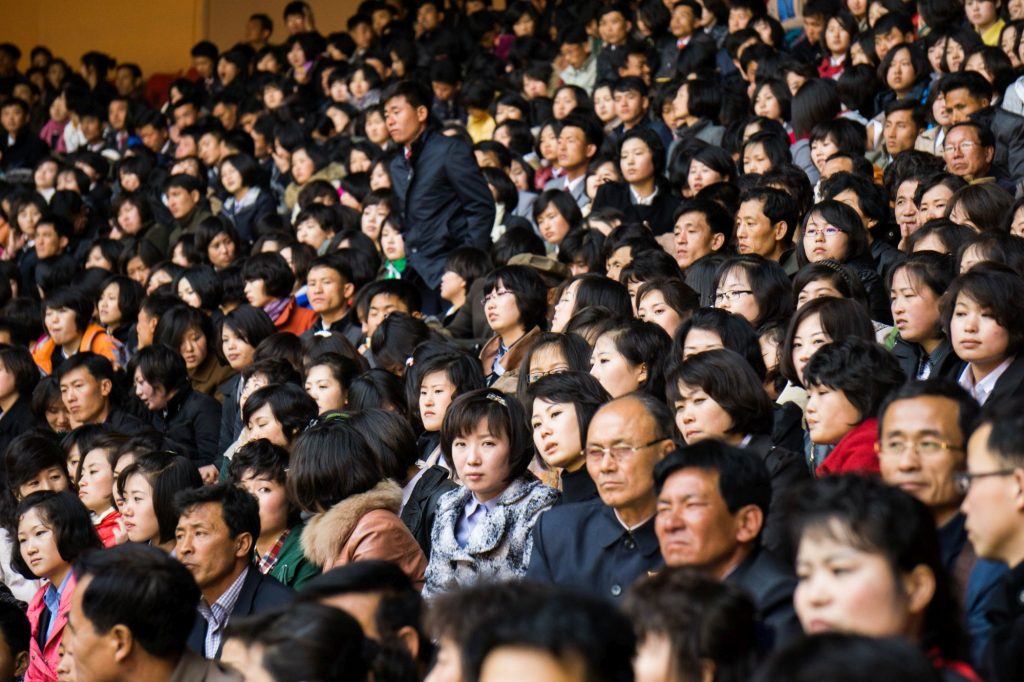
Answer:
1 0 363 79
3 0 207 76
206 0 363 54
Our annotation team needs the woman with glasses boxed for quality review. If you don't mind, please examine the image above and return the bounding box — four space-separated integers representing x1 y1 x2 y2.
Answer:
712 255 794 331
796 199 891 323
478 265 549 391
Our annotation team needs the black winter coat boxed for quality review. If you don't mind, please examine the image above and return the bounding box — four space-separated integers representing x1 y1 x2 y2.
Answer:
152 386 223 467
389 127 495 288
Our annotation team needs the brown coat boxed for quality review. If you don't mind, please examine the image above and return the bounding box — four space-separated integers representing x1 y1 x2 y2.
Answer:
301 480 427 590
478 326 542 393
189 354 236 403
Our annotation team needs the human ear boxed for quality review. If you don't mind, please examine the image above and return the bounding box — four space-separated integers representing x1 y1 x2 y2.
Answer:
735 504 764 543
903 564 936 617
111 624 134 663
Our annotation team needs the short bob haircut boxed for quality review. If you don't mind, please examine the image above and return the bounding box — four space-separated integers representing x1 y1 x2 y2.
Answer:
129 344 189 395
666 348 773 437
751 78 793 122
713 255 794 330
219 153 263 190
672 307 768 380
525 371 611 450
796 200 871 266
342 408 420 481
635 279 699 319
116 451 203 544
785 475 966 661
11 490 103 580
440 388 534 484
792 259 870 309
597 319 673 398
779 297 877 385
955 231 1024 275
945 182 1013 232
405 343 486 425
220 304 277 352
370 313 432 376
480 265 549 332
4 432 69 503
560 273 633 322
941 262 1024 357
802 337 906 422
0 344 40 397
531 189 584 234
195 215 244 262
741 131 792 173
887 250 955 316
173 264 223 312
43 287 95 333
241 252 295 300
155 305 216 359
347 368 408 414
618 126 668 181
906 219 976 255
681 145 736 193
557 229 607 275
288 420 387 513
515 331 593 401
241 384 319 443
98 275 145 325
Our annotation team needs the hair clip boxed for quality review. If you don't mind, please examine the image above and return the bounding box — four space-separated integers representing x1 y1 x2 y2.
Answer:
486 393 508 407
406 356 415 367
314 330 333 338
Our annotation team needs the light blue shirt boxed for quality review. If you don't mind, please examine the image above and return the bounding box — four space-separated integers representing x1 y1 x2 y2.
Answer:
42 572 72 642
455 495 500 548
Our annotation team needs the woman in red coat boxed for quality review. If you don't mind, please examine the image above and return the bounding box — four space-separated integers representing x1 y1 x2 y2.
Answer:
803 338 906 476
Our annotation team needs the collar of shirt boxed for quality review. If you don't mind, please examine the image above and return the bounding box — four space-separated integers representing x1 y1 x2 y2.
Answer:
466 494 501 516
43 571 72 615
958 356 1014 405
565 173 586 197
629 185 658 206
613 509 654 532
198 566 249 628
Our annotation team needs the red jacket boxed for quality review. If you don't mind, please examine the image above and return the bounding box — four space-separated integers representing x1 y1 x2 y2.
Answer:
816 418 880 477
94 509 122 548
26 572 77 682
274 299 317 337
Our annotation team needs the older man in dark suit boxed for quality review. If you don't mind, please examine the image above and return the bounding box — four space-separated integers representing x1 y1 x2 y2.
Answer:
653 440 801 649
526 393 675 601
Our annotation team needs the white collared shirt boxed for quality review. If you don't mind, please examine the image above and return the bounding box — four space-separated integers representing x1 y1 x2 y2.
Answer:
958 356 1015 405
630 185 659 206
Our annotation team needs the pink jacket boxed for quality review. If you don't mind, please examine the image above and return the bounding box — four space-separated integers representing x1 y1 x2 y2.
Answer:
25 572 76 682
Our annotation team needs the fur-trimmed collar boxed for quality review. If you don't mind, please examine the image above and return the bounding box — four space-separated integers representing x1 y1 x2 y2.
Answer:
301 480 403 566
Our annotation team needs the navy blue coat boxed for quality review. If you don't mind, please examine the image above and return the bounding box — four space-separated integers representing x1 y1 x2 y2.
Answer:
187 567 294 659
525 499 663 601
389 127 495 288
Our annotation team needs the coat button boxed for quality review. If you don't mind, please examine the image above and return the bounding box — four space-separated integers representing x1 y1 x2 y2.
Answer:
611 584 622 597
624 538 636 550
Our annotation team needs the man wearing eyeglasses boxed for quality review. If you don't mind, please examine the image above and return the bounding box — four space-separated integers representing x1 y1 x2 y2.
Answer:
526 393 674 600
878 380 1006 665
961 396 1024 682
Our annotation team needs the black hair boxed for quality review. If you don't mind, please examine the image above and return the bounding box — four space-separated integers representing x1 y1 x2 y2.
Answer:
370 313 432 375
792 260 870 308
515 331 596 402
941 262 1024 356
598 319 673 398
76 543 200 659
792 78 842 138
221 304 277 349
878 379 980 447
946 183 1013 232
242 384 318 442
43 287 94 333
174 482 261 548
753 633 948 682
441 389 535 483
742 131 792 173
242 252 296 300
667 349 773 437
405 345 486 426
12 490 103 580
780 297 877 385
802 337 906 423
784 475 967 660
626 568 758 682
796 200 871 266
288 420 386 512
0 344 39 397
673 307 768 380
561 273 633 323
117 452 203 544
713 255 794 329
956 232 1024 275
481 265 550 332
460 586 636 682
526 371 611 457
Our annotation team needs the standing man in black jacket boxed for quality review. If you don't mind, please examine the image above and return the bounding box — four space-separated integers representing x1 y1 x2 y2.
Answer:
384 80 495 315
